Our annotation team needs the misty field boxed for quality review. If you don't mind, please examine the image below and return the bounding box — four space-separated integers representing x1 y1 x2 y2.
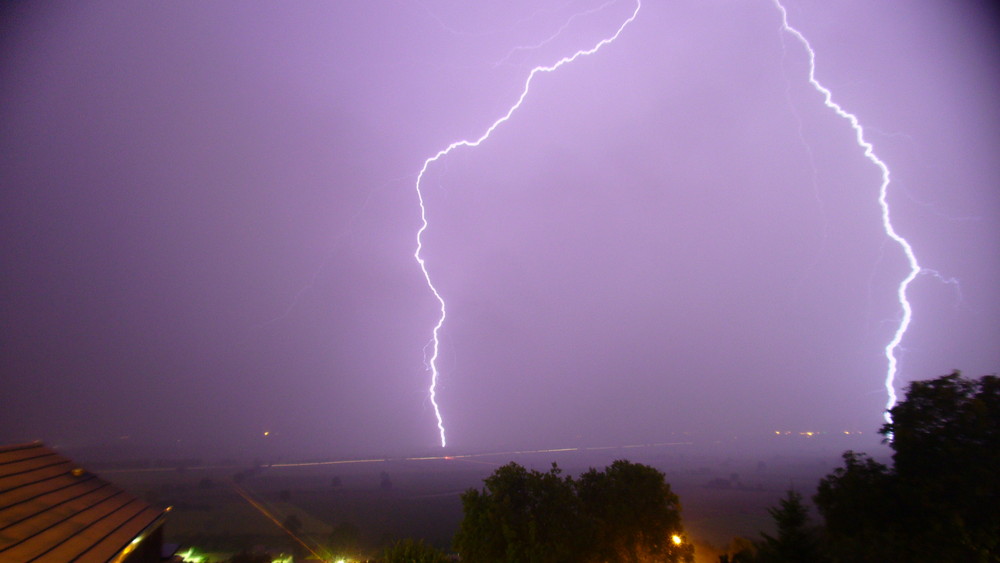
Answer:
104 442 852 560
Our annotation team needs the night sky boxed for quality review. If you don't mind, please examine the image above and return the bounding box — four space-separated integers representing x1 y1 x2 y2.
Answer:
2 1 997 457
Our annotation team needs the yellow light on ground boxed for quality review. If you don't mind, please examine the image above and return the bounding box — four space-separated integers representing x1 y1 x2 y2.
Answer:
263 431 270 437
177 548 205 563
672 534 682 546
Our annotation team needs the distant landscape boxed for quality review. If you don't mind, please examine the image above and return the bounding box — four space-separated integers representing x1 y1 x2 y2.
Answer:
4 2 995 560
74 432 884 561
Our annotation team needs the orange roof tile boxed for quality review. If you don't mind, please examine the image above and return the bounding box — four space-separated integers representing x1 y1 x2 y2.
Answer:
0 442 167 562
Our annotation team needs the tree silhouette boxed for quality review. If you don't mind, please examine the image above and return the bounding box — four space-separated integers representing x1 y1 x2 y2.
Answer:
755 491 824 563
380 471 393 490
454 460 693 563
454 462 581 562
814 452 900 562
577 460 692 563
815 371 999 562
719 491 825 563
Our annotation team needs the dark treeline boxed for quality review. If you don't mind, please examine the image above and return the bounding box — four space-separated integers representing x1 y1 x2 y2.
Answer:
386 371 998 563
454 459 694 562
721 371 998 563
181 371 999 562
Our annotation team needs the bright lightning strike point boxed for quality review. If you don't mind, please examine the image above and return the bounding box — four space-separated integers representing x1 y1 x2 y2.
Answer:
414 1 642 447
773 1 922 424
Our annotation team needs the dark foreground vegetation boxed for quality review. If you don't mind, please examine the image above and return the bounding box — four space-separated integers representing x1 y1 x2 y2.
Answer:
122 371 996 562
455 459 694 562
429 371 997 563
721 371 999 563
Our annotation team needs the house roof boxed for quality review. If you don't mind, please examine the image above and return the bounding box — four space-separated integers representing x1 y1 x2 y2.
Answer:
0 442 167 562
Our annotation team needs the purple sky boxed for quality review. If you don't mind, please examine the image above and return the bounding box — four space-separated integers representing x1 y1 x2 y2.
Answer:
2 1 997 456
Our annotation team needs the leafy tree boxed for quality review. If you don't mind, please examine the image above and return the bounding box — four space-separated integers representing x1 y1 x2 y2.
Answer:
718 537 757 563
454 460 692 563
719 491 824 563
454 462 582 562
577 460 692 563
813 452 901 562
754 490 824 563
383 538 450 563
882 371 1000 561
815 371 999 562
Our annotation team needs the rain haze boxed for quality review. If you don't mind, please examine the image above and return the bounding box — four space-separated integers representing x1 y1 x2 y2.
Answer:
2 1 998 460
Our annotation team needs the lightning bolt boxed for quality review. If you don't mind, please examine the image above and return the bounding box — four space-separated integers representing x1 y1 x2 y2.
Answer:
773 0 922 424
414 0 642 447
493 0 620 67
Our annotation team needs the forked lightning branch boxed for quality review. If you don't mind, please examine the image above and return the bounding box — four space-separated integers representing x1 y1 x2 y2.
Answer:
413 0 922 447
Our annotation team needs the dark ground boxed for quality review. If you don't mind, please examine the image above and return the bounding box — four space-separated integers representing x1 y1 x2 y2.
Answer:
90 433 887 562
